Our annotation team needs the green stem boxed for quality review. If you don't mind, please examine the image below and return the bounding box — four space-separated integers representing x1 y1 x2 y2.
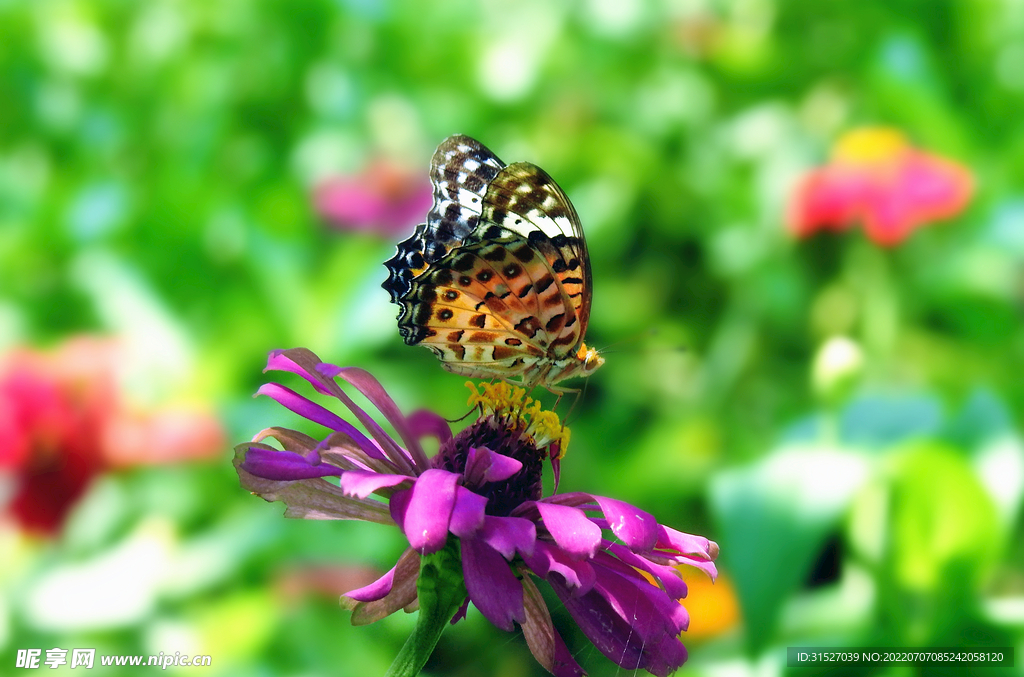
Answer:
385 538 467 677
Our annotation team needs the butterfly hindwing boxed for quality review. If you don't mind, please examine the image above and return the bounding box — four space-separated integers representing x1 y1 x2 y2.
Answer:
400 229 585 379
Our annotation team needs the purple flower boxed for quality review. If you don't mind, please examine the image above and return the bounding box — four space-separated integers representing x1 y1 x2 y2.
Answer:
235 348 719 677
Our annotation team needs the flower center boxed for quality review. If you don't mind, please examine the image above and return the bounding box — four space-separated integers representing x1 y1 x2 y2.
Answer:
431 383 569 517
465 382 570 456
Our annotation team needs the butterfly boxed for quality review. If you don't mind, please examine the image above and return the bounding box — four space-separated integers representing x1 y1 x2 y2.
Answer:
382 134 603 391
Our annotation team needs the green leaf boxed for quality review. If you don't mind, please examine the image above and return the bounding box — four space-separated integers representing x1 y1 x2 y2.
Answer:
887 442 1000 592
710 445 870 654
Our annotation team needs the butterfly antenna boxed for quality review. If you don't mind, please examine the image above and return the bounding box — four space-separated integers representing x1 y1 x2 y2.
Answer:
445 404 477 424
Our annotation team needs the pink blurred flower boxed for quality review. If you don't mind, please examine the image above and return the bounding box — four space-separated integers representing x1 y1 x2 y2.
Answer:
0 337 225 535
787 128 974 246
314 159 433 237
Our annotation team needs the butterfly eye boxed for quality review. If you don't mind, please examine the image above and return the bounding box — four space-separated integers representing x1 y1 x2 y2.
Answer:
438 309 454 321
503 264 521 278
477 270 493 282
444 290 459 301
458 275 472 287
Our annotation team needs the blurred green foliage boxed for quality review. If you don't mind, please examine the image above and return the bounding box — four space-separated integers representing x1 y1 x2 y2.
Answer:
1 0 1023 675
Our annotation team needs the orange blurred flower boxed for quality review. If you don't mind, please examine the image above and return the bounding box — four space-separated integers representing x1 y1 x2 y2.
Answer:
0 337 225 535
673 566 740 642
787 128 974 246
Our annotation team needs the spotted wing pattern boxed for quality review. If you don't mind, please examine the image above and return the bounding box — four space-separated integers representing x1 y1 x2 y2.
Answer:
383 135 505 322
383 135 597 387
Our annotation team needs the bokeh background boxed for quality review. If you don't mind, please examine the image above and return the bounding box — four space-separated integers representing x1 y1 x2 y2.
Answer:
2 0 1023 674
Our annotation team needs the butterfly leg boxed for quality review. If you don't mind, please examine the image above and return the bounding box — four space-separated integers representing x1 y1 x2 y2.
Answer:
543 383 583 424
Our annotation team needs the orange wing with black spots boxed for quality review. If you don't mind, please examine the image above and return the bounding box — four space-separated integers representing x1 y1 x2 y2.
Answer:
383 135 603 389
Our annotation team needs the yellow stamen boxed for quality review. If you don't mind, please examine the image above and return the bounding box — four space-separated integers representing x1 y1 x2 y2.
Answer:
832 127 907 164
465 381 571 457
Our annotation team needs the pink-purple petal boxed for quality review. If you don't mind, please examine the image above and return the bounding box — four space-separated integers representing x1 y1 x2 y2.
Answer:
339 470 412 498
342 549 421 625
643 636 689 677
479 516 536 560
656 524 715 559
257 383 350 431
403 469 459 553
593 496 658 552
265 348 334 395
405 408 453 446
389 488 411 533
321 364 430 470
343 562 397 602
448 486 487 539
482 451 523 483
464 446 523 486
522 541 596 594
460 539 525 632
240 447 343 481
550 565 689 677
450 597 470 625
534 502 602 559
605 542 688 600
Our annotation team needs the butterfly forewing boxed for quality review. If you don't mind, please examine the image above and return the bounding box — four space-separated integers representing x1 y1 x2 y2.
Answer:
383 136 505 313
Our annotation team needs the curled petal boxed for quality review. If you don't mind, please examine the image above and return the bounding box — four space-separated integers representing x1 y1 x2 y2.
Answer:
339 470 412 498
521 575 586 677
406 408 453 446
461 539 524 632
320 364 430 471
236 464 390 525
464 446 523 487
265 348 335 395
253 426 317 454
656 525 717 560
239 446 342 481
403 469 459 554
343 563 396 603
341 549 421 625
271 353 415 476
534 502 602 560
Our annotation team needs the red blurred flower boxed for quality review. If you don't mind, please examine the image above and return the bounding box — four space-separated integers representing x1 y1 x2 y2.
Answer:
314 159 433 237
787 128 974 246
0 337 225 535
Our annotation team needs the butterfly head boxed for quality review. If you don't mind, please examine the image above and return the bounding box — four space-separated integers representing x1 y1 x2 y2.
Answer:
576 344 604 375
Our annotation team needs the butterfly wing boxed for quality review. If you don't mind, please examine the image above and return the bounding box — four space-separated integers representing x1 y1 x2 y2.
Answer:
383 135 505 337
384 135 595 385
399 233 551 379
479 161 592 354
